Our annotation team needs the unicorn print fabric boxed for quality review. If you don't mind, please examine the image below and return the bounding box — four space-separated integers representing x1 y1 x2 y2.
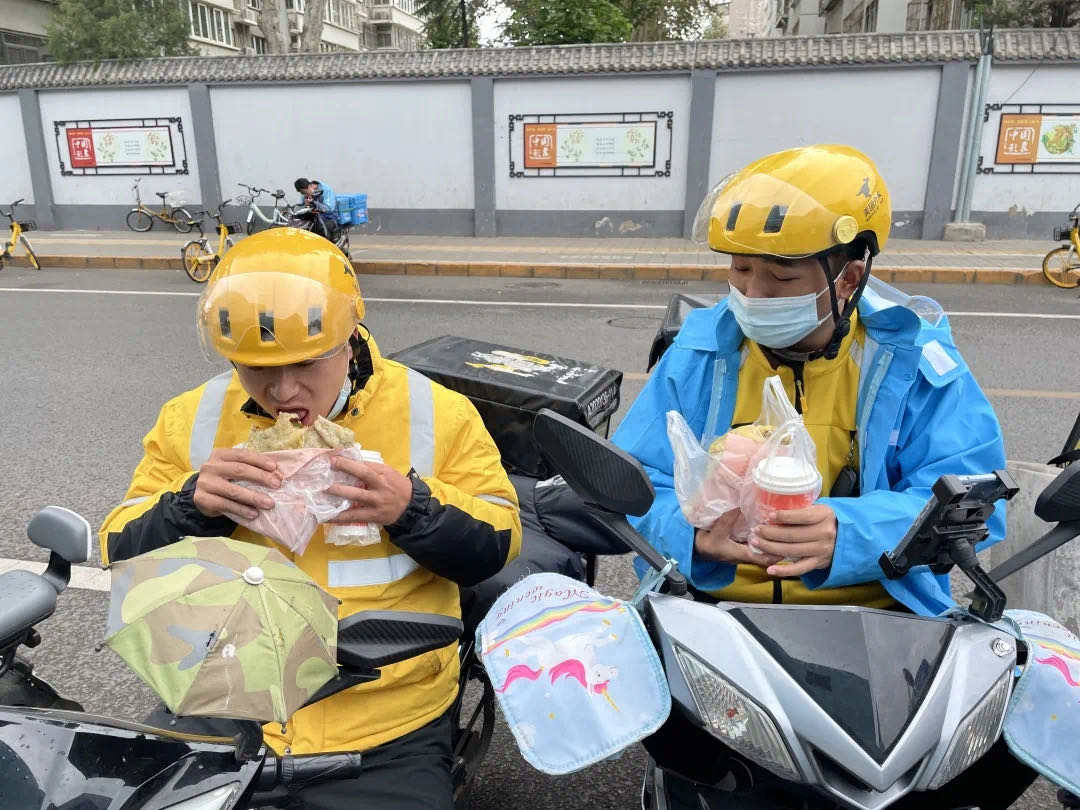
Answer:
1003 609 1080 795
477 573 670 774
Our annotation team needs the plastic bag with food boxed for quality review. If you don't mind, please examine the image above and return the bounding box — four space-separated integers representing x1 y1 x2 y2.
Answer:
667 376 802 536
231 413 382 554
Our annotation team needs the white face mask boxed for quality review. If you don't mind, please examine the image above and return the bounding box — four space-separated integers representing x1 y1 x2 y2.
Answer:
727 266 847 349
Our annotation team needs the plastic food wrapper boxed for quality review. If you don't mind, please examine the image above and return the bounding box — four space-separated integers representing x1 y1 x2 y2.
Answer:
668 376 814 545
232 444 384 554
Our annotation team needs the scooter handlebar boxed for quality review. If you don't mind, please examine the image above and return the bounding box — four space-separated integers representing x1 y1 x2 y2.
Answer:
253 750 365 795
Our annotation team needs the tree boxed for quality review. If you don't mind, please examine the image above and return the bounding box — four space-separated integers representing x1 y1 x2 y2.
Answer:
298 0 328 52
417 0 486 48
701 8 728 37
620 0 718 41
501 0 633 46
965 0 1078 27
47 0 194 62
256 0 289 54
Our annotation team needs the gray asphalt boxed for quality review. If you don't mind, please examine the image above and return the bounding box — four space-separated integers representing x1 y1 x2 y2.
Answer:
1 267 1077 809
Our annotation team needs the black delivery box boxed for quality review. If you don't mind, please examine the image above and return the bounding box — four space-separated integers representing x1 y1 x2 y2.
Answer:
390 336 623 478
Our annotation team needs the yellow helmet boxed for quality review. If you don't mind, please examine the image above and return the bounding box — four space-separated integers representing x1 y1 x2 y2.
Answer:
692 144 891 258
196 228 365 366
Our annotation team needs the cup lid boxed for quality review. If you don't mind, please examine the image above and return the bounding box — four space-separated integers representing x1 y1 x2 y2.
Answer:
752 456 821 494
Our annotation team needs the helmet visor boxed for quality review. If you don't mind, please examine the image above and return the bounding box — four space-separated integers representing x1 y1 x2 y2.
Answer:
197 271 360 366
693 172 860 259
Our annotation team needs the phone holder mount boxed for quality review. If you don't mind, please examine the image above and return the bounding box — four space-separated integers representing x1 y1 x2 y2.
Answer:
879 471 1019 622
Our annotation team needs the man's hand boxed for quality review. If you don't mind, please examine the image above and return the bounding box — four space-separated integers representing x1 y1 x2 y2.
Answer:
749 504 837 577
193 448 281 521
695 508 782 568
327 456 413 526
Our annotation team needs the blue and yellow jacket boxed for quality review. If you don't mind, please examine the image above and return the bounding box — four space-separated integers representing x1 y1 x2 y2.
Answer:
613 278 1006 616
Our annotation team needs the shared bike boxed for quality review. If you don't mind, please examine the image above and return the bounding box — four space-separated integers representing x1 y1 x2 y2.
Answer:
238 183 295 234
1042 202 1080 289
180 201 241 283
125 178 194 233
0 199 40 271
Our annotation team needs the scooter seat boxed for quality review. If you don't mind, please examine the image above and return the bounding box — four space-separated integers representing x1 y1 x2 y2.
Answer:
0 570 57 650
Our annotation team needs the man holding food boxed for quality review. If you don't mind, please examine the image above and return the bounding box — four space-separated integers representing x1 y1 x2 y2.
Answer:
99 228 521 809
613 144 1006 616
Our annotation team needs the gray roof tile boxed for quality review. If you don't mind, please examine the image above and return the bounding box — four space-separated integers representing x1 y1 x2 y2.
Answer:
1 29 1077 90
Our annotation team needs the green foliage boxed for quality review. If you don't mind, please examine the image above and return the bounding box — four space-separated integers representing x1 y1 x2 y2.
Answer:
966 0 1078 27
47 0 194 63
502 0 633 46
417 0 486 48
621 0 717 41
701 9 728 38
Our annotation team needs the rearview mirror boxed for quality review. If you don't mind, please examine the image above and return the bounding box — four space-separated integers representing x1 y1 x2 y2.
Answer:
1035 464 1080 523
28 506 91 565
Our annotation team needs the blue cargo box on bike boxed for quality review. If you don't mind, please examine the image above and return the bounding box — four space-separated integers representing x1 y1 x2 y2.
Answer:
336 194 367 226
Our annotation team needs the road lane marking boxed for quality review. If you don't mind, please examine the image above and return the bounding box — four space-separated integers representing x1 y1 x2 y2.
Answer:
2 288 1079 320
0 557 109 592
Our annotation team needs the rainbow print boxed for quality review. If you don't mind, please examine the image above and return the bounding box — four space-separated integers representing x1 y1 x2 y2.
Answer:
482 599 623 656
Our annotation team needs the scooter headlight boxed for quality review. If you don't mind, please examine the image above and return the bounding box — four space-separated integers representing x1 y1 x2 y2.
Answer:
162 783 243 810
674 645 801 782
927 670 1012 790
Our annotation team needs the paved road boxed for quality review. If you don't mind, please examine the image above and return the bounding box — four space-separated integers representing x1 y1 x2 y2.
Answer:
1 267 1077 809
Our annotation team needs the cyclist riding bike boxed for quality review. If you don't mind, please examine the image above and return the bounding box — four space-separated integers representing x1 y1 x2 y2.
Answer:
614 144 1008 616
293 177 342 244
99 229 522 810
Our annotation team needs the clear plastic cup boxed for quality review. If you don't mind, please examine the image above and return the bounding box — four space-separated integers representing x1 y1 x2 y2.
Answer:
748 456 822 561
751 455 822 513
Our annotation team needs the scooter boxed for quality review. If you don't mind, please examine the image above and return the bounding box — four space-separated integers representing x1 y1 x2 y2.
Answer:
529 406 1080 810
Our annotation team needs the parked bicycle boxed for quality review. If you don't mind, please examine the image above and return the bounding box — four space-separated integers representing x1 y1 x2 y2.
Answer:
238 183 294 234
0 199 40 271
1042 202 1080 289
125 178 194 233
180 201 241 283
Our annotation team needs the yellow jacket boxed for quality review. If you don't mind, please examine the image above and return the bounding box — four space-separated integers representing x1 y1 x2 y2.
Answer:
100 337 521 754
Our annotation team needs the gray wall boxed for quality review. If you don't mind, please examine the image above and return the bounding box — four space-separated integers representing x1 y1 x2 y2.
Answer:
4 55 1079 239
0 92 34 204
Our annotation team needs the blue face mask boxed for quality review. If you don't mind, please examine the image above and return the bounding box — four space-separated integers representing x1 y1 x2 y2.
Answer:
727 266 847 349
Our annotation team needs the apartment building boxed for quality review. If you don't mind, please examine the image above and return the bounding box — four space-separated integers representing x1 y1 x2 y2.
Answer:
772 0 972 35
0 0 424 63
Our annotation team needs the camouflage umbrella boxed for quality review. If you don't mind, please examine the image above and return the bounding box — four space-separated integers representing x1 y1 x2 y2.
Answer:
105 536 339 726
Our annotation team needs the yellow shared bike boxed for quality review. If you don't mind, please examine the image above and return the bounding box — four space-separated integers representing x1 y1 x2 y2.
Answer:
0 199 40 271
181 200 241 283
1043 203 1080 289
125 178 195 233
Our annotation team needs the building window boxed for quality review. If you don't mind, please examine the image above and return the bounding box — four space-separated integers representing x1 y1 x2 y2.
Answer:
285 0 305 11
250 34 267 52
189 1 234 45
324 0 356 29
864 0 878 30
0 30 50 64
376 24 393 47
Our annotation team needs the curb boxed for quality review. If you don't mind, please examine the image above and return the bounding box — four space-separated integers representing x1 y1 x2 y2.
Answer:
10 254 1049 285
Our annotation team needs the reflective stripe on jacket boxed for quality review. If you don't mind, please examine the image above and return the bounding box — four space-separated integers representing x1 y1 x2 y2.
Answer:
99 336 521 754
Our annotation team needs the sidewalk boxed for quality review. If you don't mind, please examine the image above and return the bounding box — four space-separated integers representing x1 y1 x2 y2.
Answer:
11 229 1053 285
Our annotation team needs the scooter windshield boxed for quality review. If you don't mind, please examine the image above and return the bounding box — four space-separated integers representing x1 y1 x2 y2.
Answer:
728 606 954 763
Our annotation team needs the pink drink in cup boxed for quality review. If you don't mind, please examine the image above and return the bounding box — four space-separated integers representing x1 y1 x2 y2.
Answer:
751 455 822 511
748 457 822 559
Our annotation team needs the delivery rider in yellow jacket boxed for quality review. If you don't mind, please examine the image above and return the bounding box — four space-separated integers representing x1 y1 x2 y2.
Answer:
99 228 522 810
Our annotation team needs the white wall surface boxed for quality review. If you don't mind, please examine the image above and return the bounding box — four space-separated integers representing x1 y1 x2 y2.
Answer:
708 67 940 213
972 64 1080 214
0 94 34 205
494 76 691 211
211 82 474 209
38 88 201 207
